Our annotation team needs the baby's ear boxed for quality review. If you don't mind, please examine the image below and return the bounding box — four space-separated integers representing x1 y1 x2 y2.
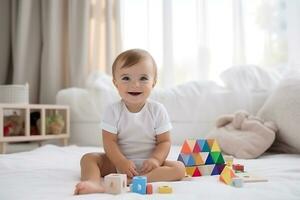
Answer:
152 79 157 88
113 78 117 87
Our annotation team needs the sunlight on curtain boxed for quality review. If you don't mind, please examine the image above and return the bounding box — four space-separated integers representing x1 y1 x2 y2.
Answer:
89 0 121 74
120 0 288 87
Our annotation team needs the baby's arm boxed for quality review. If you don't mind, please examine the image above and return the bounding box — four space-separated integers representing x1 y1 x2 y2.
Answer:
103 130 138 177
140 131 171 174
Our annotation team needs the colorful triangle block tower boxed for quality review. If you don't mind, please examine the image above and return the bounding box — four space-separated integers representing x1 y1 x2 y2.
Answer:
177 139 225 177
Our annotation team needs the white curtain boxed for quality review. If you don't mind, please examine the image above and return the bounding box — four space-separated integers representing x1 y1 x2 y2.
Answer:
0 0 121 103
120 0 299 88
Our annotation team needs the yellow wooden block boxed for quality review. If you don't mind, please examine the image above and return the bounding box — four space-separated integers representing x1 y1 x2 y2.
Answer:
158 186 173 194
223 155 234 168
185 166 196 176
219 166 235 185
211 140 221 152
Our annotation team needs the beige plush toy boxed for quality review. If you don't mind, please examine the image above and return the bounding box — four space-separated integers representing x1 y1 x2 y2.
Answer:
208 110 278 159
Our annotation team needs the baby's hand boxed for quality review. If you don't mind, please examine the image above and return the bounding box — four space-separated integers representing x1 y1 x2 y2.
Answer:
140 158 160 174
117 159 139 178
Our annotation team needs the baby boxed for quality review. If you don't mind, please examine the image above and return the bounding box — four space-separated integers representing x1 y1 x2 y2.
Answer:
74 49 185 195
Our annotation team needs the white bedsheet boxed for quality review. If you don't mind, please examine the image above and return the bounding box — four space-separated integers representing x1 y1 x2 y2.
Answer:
0 145 300 200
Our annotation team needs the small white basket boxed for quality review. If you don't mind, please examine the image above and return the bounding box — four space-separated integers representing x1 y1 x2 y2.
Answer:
0 83 29 104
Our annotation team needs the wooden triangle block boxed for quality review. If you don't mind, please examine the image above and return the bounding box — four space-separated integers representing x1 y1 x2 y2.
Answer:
192 166 202 177
196 139 205 151
187 155 195 166
192 153 204 165
216 154 225 164
211 164 220 175
193 142 201 153
211 140 221 152
186 139 196 151
181 140 192 154
216 164 226 174
177 153 190 166
198 165 214 176
206 139 215 150
201 140 210 152
210 152 220 164
219 166 235 185
205 153 214 165
185 166 196 176
199 152 209 163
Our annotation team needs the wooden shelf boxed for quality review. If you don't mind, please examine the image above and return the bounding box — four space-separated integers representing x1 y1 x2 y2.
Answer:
0 103 70 153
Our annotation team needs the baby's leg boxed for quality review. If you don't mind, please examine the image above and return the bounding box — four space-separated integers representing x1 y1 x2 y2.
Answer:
74 152 116 195
145 160 185 182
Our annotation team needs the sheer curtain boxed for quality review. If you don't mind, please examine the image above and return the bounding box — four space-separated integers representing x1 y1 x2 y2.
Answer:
119 0 297 88
0 0 121 103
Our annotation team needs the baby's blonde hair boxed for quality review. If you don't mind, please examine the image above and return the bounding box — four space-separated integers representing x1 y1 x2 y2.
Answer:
112 49 157 82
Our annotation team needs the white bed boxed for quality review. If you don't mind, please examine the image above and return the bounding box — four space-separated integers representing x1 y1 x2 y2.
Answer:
1 144 300 200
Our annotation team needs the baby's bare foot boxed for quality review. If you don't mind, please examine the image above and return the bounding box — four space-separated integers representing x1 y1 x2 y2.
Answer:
74 180 105 195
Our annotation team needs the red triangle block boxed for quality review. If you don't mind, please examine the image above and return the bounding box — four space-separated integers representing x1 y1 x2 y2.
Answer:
193 142 201 153
192 166 202 177
181 140 192 154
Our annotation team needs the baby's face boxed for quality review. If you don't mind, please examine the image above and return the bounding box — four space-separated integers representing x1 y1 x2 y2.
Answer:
113 58 156 112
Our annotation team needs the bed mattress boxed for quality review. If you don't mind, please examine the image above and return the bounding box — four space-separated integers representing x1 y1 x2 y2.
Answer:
0 145 299 200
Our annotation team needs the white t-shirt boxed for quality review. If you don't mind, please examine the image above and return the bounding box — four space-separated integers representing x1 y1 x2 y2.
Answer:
101 100 172 160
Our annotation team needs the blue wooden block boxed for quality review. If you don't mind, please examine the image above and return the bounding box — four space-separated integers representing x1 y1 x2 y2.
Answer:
131 176 147 194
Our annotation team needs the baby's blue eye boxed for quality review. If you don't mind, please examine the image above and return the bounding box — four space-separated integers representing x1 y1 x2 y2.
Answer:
122 76 130 81
140 76 148 81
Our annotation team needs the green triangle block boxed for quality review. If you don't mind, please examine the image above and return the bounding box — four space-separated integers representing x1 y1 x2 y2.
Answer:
210 152 225 164
216 153 225 164
210 152 220 164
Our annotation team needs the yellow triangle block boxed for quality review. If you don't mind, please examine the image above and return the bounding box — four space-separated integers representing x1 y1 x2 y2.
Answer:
219 166 235 185
206 139 215 150
192 153 204 165
211 140 221 152
185 166 196 176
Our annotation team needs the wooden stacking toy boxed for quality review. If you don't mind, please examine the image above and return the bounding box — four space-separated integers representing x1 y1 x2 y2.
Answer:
177 139 226 177
131 176 147 194
219 166 236 185
158 185 173 194
104 173 127 194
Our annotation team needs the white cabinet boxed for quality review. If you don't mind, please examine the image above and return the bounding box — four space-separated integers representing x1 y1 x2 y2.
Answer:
0 104 70 153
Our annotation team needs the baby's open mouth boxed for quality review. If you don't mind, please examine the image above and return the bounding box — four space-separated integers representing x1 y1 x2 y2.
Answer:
128 92 142 96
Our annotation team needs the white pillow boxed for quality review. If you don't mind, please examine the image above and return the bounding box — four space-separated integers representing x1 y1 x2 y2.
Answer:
257 70 300 153
220 65 281 91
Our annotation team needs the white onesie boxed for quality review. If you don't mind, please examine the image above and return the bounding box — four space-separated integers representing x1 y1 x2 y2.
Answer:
101 99 172 160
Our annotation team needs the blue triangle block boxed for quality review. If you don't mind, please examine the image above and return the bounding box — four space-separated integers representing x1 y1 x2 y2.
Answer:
197 139 206 151
187 155 195 166
205 153 214 165
177 154 185 164
211 165 219 175
217 164 226 174
202 141 210 152
178 153 190 166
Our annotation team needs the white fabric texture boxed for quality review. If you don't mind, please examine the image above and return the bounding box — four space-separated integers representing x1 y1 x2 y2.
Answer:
220 65 282 91
257 69 300 153
1 145 300 200
56 67 277 146
102 100 172 160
